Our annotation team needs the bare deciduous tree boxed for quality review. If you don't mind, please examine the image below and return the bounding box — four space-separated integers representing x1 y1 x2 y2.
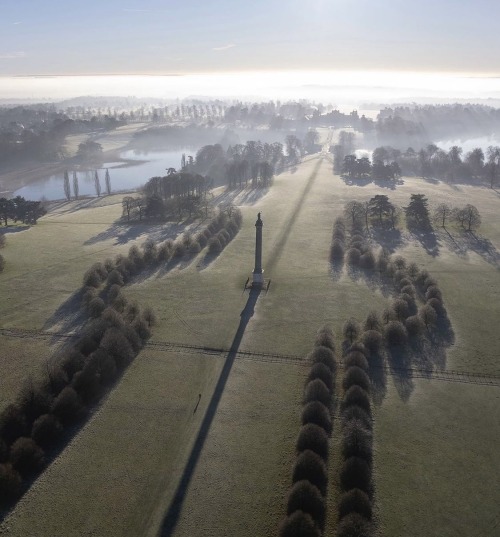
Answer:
433 203 452 228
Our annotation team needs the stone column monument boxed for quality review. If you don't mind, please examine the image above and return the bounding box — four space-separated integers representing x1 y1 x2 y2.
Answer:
252 212 264 287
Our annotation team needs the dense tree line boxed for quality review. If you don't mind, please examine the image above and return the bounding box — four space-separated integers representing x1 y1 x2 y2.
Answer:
131 125 226 150
335 140 500 187
0 197 46 226
368 143 500 187
0 258 154 507
0 105 124 165
377 103 500 145
124 171 212 222
194 139 283 188
280 327 336 537
124 139 281 221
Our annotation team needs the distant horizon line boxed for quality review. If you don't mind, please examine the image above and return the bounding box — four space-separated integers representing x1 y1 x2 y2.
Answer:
1 70 500 80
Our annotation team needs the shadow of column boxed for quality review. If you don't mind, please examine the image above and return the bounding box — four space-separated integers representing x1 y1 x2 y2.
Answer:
160 287 261 536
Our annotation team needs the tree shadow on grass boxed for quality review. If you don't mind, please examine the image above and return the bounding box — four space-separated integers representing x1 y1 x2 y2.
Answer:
43 288 87 336
372 177 404 190
330 260 344 282
407 223 440 257
84 221 191 247
238 186 270 205
369 226 405 254
460 231 499 268
341 175 373 188
367 350 387 407
159 287 261 537
438 227 467 257
0 226 30 236
386 345 414 402
340 175 403 190
346 264 393 298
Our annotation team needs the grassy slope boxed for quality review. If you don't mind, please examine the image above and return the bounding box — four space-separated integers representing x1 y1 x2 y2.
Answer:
1 151 499 536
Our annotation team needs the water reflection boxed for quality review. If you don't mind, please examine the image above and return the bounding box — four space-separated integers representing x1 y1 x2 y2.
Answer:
13 148 195 201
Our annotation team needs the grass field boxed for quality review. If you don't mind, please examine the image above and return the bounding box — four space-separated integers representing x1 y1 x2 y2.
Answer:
0 148 499 536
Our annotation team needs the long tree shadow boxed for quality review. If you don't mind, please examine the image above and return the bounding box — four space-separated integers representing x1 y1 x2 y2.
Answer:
368 350 387 406
407 223 440 257
438 227 467 257
464 231 500 268
369 225 405 253
438 228 500 268
84 221 192 246
43 288 87 336
160 287 261 536
386 345 414 402
330 260 344 282
0 226 30 236
372 177 404 190
340 175 372 187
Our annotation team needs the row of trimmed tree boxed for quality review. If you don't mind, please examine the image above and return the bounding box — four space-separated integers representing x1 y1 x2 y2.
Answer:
99 208 242 290
336 339 375 537
0 260 154 506
342 229 450 346
280 327 337 537
330 217 346 264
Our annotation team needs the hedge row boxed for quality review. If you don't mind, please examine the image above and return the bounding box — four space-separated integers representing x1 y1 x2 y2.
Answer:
280 326 337 537
330 217 346 263
340 253 449 351
82 208 242 291
337 344 375 537
0 268 155 507
375 254 450 344
345 224 376 271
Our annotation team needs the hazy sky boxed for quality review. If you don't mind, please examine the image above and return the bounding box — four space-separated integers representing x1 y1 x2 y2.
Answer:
2 0 500 75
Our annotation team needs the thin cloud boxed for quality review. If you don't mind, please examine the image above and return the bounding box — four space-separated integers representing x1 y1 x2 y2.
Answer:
213 43 236 52
123 8 150 12
13 21 22 25
0 51 26 59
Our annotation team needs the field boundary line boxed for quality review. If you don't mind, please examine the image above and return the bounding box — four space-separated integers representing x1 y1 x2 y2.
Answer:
1 327 499 387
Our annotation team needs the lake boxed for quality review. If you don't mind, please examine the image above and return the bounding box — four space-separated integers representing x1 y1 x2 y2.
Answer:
12 148 196 201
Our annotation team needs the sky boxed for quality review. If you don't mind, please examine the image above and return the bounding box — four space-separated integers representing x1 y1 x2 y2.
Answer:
1 0 500 101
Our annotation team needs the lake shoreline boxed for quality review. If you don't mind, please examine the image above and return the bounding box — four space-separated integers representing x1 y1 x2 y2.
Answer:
0 147 151 199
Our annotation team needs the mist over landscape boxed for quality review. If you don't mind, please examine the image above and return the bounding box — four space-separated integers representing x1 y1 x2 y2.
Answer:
0 2 499 537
